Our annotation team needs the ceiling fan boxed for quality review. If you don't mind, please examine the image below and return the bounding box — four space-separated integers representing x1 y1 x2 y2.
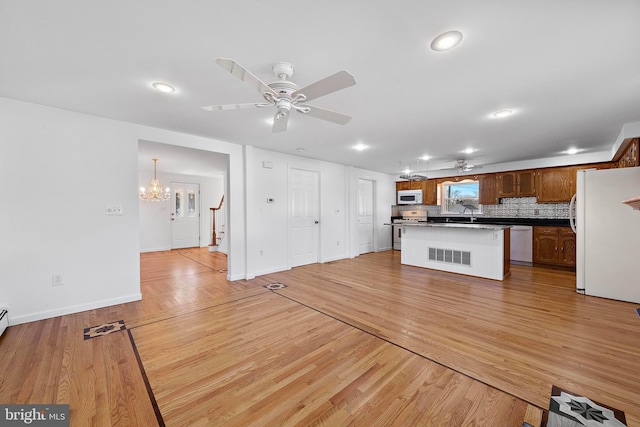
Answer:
202 58 356 133
440 159 481 173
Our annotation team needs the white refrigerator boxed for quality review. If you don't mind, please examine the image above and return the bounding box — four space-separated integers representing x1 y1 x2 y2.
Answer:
570 167 640 303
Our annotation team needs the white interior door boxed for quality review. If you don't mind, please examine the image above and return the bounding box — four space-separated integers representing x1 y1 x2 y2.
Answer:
358 179 374 254
289 168 319 267
171 182 200 249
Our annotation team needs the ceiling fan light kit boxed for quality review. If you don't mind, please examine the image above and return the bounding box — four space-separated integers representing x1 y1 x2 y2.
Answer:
202 58 356 132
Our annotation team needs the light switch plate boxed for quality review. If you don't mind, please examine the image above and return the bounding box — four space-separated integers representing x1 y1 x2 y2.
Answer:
106 205 123 215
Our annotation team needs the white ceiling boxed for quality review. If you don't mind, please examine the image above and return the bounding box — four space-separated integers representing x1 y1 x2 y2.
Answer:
2 1 640 175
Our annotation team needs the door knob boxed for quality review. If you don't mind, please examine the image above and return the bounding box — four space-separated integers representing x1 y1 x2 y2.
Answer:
315 220 319 224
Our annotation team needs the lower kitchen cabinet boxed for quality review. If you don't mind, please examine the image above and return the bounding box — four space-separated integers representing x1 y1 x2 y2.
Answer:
533 226 576 267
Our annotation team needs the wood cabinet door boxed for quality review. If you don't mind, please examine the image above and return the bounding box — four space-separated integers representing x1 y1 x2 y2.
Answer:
497 172 517 197
536 167 575 202
558 227 576 266
422 180 438 205
396 181 411 191
534 227 559 264
559 235 576 266
517 170 536 196
478 174 498 204
410 181 422 190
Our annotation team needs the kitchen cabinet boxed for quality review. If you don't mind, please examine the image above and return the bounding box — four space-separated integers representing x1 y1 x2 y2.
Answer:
478 174 498 204
535 167 575 202
396 181 422 191
614 138 639 168
533 226 575 267
422 180 438 205
395 180 438 205
497 170 536 198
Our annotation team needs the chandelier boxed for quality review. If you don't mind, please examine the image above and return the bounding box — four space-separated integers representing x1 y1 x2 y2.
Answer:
139 158 170 202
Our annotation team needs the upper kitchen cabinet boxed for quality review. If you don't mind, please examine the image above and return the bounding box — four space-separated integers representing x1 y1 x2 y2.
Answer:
535 167 575 203
478 174 498 205
396 181 422 191
614 138 639 168
496 170 536 198
421 180 438 205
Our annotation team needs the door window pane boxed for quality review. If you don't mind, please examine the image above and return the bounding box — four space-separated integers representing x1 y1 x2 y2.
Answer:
188 188 196 217
175 188 184 217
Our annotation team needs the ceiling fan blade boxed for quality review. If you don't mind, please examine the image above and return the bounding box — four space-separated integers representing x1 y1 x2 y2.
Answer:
293 70 356 102
303 105 352 125
272 112 289 133
216 58 278 98
201 103 264 111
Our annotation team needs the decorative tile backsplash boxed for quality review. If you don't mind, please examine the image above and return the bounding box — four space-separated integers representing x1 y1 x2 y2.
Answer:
483 197 570 219
394 197 570 219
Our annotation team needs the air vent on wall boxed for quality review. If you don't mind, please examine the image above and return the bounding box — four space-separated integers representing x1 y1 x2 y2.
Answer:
428 247 471 266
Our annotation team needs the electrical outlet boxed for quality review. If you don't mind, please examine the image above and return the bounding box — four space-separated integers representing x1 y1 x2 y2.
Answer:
52 274 64 286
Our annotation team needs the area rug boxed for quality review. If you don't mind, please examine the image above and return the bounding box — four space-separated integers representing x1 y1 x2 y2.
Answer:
541 386 627 426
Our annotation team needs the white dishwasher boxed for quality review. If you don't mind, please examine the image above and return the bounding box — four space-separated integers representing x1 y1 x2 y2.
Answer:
510 226 533 264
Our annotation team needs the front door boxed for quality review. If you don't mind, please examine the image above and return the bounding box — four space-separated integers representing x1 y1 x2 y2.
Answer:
171 182 200 249
358 179 374 254
289 168 319 267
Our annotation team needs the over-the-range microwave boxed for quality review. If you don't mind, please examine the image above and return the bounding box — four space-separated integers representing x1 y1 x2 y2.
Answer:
397 189 423 205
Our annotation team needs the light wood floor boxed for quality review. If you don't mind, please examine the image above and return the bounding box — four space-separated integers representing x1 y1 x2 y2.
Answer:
1 248 639 426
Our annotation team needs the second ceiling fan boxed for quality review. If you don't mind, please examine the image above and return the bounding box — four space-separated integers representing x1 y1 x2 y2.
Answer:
202 58 356 133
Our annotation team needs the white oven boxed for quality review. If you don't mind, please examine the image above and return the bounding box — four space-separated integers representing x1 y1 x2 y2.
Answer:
392 210 428 250
397 189 423 205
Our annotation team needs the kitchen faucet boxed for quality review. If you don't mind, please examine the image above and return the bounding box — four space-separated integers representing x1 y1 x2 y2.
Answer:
462 205 477 223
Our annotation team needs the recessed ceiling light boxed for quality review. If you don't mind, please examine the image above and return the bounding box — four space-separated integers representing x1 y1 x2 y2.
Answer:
565 147 580 155
492 109 513 118
151 82 176 93
296 147 305 153
430 30 463 52
353 143 368 151
462 148 476 154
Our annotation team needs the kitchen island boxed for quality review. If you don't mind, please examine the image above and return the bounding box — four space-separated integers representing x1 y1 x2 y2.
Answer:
399 222 511 281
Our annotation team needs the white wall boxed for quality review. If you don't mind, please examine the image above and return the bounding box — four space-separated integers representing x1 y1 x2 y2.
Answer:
139 169 224 252
0 96 394 324
0 97 245 324
245 147 396 278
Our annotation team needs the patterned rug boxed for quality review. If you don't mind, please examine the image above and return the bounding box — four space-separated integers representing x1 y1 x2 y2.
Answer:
542 386 627 426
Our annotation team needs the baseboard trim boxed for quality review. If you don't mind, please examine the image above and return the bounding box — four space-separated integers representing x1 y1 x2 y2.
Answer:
10 293 143 325
140 246 171 253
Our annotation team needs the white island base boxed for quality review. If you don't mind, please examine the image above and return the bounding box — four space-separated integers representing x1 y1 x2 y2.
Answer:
400 223 511 281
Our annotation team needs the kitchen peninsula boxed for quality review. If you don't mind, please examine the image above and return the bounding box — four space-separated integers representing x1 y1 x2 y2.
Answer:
399 222 511 281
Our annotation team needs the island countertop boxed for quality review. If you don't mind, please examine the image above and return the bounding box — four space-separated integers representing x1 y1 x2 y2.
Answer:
385 222 511 231
395 222 511 230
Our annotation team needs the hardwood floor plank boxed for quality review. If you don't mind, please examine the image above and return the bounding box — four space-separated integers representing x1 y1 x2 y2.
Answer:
265 250 640 423
3 248 638 425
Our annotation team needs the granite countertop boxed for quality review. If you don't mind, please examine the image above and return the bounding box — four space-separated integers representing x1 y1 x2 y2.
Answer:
397 222 511 230
390 216 571 227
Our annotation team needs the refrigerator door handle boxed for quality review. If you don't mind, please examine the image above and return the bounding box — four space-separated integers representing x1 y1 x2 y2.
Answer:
569 193 577 233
